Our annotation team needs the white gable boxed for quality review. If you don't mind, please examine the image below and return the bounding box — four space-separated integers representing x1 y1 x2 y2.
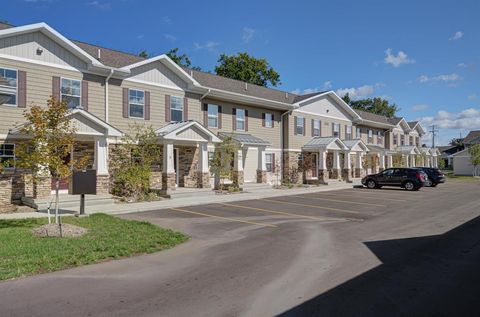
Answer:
127 61 188 89
0 31 88 70
175 125 209 141
297 95 353 122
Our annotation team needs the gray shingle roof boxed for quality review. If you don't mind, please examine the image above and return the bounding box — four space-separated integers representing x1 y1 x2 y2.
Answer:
353 109 393 125
408 121 419 129
293 91 328 103
388 117 403 125
463 130 480 144
218 132 270 145
156 120 193 135
73 40 145 68
0 22 13 30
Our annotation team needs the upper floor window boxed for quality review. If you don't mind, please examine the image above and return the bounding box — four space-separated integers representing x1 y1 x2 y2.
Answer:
236 108 246 131
356 127 361 139
170 96 183 122
296 116 304 135
345 126 352 140
0 68 17 106
377 131 384 145
313 119 321 136
332 123 340 137
393 133 398 146
129 89 144 118
368 130 373 143
416 137 420 146
61 78 81 109
400 134 405 146
265 113 273 128
208 104 219 128
409 135 414 145
0 143 15 168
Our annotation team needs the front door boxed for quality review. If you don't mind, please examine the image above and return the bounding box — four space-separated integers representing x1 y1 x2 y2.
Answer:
173 148 179 187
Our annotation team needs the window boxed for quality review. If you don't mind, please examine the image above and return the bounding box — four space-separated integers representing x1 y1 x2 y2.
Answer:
129 89 144 118
416 137 420 147
368 130 373 143
208 104 219 128
0 68 17 106
61 78 81 109
409 135 414 145
265 113 273 128
345 126 352 140
170 96 183 122
356 127 361 138
0 144 14 168
313 120 320 136
296 117 304 135
333 123 340 137
265 153 273 172
208 151 215 164
401 134 405 146
393 133 398 146
377 131 384 145
236 108 246 130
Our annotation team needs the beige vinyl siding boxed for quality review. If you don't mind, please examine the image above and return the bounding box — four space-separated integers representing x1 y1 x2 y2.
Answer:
83 73 105 120
355 125 387 148
0 57 88 134
202 98 282 148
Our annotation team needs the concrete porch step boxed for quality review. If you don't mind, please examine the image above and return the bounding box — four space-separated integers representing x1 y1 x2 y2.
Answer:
168 187 216 199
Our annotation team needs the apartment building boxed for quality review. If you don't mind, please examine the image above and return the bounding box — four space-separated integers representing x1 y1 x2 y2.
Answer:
0 22 438 207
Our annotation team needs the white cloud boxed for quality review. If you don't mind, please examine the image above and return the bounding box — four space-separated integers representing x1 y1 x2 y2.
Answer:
418 73 461 83
164 34 176 42
457 63 467 68
87 1 111 10
336 85 375 99
193 41 219 53
468 94 477 101
419 108 480 130
162 16 172 24
384 48 415 67
449 31 464 41
411 104 430 112
242 27 255 43
322 81 332 90
291 81 334 95
136 34 144 40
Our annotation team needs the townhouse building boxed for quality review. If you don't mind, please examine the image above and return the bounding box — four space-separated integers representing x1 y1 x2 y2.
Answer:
0 22 438 208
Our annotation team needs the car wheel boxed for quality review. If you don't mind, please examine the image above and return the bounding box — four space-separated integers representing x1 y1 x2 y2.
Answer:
366 180 377 189
431 183 438 187
404 181 415 191
424 179 432 187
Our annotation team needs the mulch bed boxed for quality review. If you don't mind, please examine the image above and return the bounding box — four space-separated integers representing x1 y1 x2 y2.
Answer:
32 223 88 238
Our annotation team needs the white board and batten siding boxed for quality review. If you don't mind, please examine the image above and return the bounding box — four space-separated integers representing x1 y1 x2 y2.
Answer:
127 62 188 90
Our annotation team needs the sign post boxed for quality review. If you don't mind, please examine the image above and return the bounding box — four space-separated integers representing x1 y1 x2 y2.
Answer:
71 170 97 217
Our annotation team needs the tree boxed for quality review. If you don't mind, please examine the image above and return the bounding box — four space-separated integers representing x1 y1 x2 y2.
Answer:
210 136 239 191
166 48 201 70
14 97 89 223
449 138 464 147
469 144 480 176
138 50 149 58
344 97 399 118
341 93 351 105
215 52 281 87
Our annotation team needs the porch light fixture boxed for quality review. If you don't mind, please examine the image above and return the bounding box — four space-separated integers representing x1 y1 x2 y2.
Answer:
36 47 43 55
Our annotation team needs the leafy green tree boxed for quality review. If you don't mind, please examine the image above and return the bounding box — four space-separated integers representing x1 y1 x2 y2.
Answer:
344 97 399 118
138 50 149 58
215 52 281 87
166 48 201 70
469 144 480 176
449 138 464 147
210 136 239 191
341 93 351 105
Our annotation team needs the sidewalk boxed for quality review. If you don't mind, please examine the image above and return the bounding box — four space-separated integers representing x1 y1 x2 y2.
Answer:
0 182 357 220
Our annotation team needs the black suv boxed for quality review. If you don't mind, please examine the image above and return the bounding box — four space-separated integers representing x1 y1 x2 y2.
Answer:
414 167 445 187
361 168 426 191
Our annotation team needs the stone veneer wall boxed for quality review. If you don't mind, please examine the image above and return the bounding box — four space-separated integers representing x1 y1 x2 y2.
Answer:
0 175 16 212
178 146 200 188
282 151 303 185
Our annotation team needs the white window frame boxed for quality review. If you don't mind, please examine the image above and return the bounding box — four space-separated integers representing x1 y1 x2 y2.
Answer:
60 77 81 109
207 104 219 128
265 112 273 128
128 88 145 119
356 127 361 138
377 131 384 145
313 119 321 136
333 123 340 137
368 129 373 143
236 108 246 131
0 143 15 169
0 67 18 107
265 153 273 172
346 125 352 140
170 96 184 122
296 116 304 135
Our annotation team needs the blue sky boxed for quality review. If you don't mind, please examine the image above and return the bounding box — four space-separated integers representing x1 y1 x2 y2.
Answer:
3 0 479 145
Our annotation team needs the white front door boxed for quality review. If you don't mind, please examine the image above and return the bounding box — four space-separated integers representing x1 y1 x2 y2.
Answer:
243 147 258 182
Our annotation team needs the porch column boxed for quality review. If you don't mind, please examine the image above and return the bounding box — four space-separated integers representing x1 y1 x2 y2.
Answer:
343 152 353 183
318 150 327 184
197 143 210 188
411 154 416 167
232 148 244 187
162 142 176 192
379 153 386 172
256 146 267 183
332 150 341 180
403 155 409 167
355 152 364 178
94 136 109 194
433 156 438 168
386 154 393 168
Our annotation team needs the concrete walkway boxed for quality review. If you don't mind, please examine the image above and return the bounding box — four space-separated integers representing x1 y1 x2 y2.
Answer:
0 182 356 220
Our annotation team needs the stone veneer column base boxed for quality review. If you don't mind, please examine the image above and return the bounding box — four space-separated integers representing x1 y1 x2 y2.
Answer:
150 172 162 189
331 169 341 180
232 170 244 188
35 175 51 199
0 175 16 213
354 168 363 178
96 175 110 195
342 169 353 183
197 172 211 188
318 169 328 184
162 173 176 192
256 170 267 183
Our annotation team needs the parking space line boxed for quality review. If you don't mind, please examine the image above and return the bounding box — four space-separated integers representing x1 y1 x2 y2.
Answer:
299 195 386 207
259 198 362 215
170 208 277 228
219 203 345 222
316 192 405 202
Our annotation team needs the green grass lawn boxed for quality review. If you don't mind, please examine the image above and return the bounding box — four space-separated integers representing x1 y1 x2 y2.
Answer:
0 213 188 281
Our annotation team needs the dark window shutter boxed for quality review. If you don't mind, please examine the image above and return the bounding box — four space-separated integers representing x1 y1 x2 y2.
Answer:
144 91 150 120
272 153 276 173
52 76 60 101
303 118 306 136
218 105 222 129
203 103 208 126
262 113 265 127
232 108 237 130
319 121 322 136
272 113 274 128
183 97 188 121
81 80 88 111
17 70 26 108
165 95 171 122
294 116 298 135
122 88 129 118
245 109 249 131
311 119 314 137
332 123 335 136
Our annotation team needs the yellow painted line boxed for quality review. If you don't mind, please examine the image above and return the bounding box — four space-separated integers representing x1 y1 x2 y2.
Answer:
170 208 277 228
315 192 405 202
259 198 362 215
299 195 386 207
220 203 345 222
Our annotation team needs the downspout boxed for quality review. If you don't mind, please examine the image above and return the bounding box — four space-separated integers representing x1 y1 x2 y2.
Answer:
105 69 114 123
201 88 211 100
280 108 295 184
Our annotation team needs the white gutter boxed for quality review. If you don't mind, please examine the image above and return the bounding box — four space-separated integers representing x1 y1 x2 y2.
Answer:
104 69 114 123
201 88 212 100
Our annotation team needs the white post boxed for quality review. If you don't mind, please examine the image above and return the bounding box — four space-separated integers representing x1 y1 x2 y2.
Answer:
433 156 438 168
379 153 385 170
94 136 109 175
411 154 416 167
234 149 243 171
333 150 341 170
198 143 209 173
345 152 352 170
403 155 409 167
319 150 327 170
356 152 363 169
258 147 266 171
163 142 175 174
387 154 393 168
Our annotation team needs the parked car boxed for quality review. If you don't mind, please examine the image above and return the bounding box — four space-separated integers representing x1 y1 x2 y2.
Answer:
361 168 426 191
414 167 446 187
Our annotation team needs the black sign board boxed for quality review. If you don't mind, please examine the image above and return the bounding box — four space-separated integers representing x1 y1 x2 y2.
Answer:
71 170 97 195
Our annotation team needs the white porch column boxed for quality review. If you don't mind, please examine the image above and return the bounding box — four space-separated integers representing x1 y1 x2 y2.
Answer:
318 150 327 183
345 152 352 170
355 152 363 178
411 154 416 167
343 151 352 182
403 155 409 167
163 142 175 174
387 154 393 168
333 150 341 170
379 153 386 171
94 136 109 175
433 156 438 168
257 146 267 183
233 148 244 186
197 142 211 188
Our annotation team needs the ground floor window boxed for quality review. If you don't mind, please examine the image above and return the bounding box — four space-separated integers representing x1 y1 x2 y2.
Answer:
265 153 273 172
0 143 15 168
